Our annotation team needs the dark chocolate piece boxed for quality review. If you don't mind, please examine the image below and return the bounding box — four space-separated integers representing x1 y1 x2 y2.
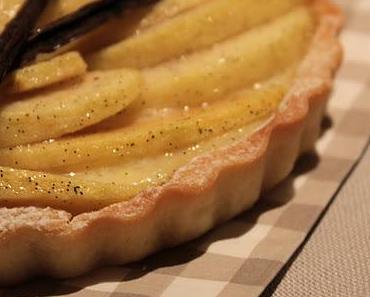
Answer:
0 0 49 83
17 0 157 66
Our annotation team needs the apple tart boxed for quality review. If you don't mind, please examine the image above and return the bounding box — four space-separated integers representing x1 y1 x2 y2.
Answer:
0 0 343 284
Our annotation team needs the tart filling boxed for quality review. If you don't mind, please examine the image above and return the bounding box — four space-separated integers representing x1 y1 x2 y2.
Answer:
0 1 317 213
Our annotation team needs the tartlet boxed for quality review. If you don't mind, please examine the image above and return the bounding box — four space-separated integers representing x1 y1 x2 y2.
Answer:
0 0 343 285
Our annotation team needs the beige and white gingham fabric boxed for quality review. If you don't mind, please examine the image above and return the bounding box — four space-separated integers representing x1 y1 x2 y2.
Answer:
2 1 370 296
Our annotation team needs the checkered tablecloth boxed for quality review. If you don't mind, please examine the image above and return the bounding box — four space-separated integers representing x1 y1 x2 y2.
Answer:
2 0 370 296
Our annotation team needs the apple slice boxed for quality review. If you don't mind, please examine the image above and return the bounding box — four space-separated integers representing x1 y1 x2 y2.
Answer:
0 69 141 147
1 52 87 94
139 0 210 29
0 165 143 214
87 0 304 69
139 6 314 108
0 74 289 171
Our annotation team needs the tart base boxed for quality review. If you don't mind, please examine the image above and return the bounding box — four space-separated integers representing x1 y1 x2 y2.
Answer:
0 0 343 285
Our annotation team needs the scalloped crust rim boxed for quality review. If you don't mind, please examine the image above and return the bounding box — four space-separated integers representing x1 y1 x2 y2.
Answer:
0 0 343 285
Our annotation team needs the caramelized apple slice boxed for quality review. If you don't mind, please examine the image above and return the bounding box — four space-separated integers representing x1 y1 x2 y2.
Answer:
140 7 314 108
0 166 142 214
0 74 289 170
0 69 141 147
1 52 87 94
87 0 304 69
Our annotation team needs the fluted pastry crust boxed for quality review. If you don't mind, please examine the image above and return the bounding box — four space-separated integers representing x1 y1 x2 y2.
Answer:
0 0 343 285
